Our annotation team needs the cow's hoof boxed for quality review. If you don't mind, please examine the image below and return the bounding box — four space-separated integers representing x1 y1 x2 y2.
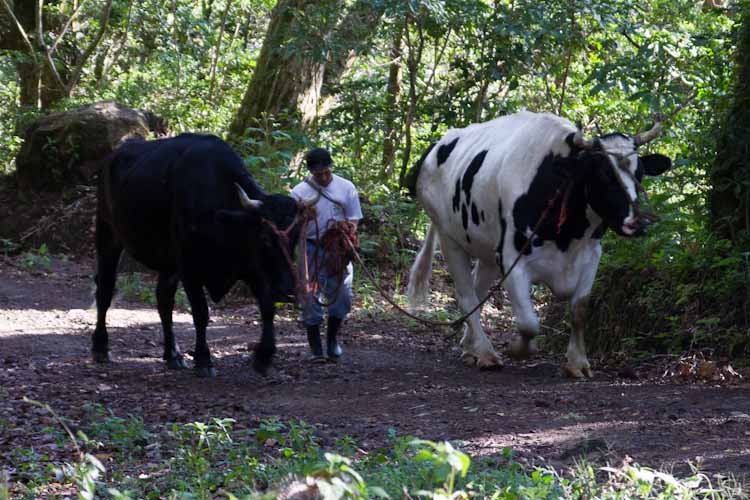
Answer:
327 344 343 359
306 354 327 364
563 363 593 379
195 366 217 378
461 352 478 366
167 357 187 370
508 337 538 360
92 351 110 364
478 361 504 371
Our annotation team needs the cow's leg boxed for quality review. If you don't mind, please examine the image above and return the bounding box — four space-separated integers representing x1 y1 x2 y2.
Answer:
563 250 600 378
156 272 186 369
439 235 502 368
504 270 540 360
564 296 593 378
182 279 214 377
92 220 123 363
250 280 277 375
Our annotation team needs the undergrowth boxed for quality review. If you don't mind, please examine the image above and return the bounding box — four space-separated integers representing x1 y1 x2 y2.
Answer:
587 229 750 362
3 401 745 499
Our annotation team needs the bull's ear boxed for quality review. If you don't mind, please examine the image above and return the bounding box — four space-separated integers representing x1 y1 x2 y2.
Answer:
641 154 671 176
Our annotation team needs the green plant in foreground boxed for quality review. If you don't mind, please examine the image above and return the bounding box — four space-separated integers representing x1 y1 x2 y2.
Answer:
6 404 747 500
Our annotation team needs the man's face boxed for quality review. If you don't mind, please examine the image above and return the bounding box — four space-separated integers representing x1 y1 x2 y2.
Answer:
311 167 333 187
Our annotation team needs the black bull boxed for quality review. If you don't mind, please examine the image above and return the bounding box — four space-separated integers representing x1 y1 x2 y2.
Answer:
92 133 306 377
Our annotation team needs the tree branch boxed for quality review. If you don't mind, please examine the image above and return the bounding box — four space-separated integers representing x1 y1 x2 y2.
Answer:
1 0 39 62
37 0 67 91
65 0 113 95
50 0 88 53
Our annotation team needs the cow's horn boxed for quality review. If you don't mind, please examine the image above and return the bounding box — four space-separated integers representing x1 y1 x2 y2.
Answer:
633 117 663 147
235 183 263 209
572 130 595 149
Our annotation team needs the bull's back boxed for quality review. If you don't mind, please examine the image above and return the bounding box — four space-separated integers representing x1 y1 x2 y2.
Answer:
101 134 228 271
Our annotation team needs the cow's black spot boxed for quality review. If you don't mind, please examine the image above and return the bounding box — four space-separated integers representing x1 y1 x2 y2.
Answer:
405 142 436 197
466 234 471 244
462 150 487 206
437 137 459 166
481 210 485 222
452 178 461 213
471 202 480 226
512 152 590 252
497 198 507 275
592 223 606 239
461 203 468 230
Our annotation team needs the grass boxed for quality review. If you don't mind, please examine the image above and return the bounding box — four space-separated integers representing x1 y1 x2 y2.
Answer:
3 401 746 500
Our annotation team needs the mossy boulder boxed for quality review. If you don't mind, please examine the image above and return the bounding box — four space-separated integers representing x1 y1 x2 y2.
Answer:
15 101 168 191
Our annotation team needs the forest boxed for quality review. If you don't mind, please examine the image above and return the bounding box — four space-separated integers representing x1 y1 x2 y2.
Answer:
1 0 749 498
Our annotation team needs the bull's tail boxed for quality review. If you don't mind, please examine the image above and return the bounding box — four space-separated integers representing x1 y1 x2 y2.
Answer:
407 223 438 309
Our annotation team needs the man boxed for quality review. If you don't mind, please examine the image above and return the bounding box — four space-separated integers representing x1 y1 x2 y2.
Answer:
292 147 363 362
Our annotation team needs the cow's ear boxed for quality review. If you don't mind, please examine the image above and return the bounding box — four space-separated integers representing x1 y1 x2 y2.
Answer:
641 154 671 176
557 155 592 183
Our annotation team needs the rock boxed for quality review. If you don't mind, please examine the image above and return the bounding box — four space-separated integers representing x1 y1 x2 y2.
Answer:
560 437 609 460
15 101 168 191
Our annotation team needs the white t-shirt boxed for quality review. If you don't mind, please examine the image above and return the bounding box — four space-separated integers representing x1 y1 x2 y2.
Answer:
292 173 363 241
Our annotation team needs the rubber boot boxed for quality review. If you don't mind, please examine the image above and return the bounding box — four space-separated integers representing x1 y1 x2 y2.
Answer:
306 324 325 363
326 316 343 360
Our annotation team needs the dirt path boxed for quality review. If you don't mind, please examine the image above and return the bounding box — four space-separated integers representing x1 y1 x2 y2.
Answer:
1 255 749 481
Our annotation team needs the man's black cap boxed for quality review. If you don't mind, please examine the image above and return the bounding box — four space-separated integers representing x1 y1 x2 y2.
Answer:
305 147 333 171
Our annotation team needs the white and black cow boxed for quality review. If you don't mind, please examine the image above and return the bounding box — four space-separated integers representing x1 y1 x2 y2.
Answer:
405 111 671 377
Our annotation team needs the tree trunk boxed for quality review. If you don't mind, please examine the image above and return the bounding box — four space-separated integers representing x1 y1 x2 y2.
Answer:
381 27 402 179
227 0 381 142
398 15 425 189
710 5 750 241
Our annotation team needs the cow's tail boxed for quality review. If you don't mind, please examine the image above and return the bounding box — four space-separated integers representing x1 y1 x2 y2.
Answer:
407 223 438 309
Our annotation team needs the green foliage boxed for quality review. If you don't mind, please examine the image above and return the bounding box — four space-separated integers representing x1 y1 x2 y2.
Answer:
117 272 190 311
19 244 51 270
6 406 745 500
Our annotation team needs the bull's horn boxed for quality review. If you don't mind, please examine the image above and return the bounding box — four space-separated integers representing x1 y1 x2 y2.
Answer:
235 183 263 209
572 130 595 149
300 193 320 207
633 118 663 146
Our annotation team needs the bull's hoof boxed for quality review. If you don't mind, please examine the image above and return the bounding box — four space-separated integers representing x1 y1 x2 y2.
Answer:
508 336 538 360
195 366 217 378
252 357 271 376
563 363 593 379
92 351 110 364
167 356 187 370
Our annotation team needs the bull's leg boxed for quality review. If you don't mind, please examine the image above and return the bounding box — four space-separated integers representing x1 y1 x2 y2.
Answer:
182 279 215 377
156 272 186 369
439 235 502 369
504 270 540 360
249 280 277 375
92 220 123 363
564 297 593 378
